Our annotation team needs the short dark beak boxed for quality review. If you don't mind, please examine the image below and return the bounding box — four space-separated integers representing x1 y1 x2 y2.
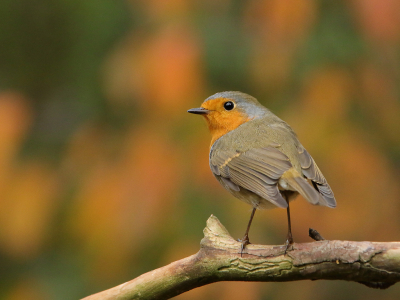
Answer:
187 107 210 115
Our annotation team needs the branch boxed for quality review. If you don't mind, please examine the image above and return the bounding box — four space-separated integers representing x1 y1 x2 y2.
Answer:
82 215 400 300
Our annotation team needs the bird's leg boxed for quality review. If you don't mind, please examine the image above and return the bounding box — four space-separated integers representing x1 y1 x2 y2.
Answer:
284 195 294 254
238 207 257 256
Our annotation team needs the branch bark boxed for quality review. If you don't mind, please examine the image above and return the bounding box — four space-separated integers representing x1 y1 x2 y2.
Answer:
82 215 400 300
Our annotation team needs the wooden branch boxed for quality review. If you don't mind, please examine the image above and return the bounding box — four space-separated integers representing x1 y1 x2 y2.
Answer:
82 215 400 300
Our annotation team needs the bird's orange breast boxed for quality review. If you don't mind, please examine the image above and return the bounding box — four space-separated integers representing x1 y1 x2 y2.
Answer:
201 98 252 147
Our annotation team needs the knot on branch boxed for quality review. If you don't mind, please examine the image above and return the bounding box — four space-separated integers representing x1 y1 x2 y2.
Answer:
201 214 239 249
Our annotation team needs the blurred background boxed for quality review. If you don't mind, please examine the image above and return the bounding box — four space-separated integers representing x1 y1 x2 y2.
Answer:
0 0 400 299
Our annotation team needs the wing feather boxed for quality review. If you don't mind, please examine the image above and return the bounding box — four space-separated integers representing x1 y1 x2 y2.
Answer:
210 147 291 208
220 176 240 191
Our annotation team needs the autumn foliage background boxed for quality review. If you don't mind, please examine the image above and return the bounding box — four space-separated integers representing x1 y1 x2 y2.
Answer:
1 1 400 299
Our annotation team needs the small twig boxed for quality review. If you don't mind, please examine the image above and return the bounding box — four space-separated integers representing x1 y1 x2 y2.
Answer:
309 228 325 241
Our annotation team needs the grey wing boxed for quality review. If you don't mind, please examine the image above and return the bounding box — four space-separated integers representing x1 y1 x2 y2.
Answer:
298 145 336 208
210 147 292 208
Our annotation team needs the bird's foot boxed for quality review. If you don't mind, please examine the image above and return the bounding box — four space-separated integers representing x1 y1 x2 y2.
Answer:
238 234 251 256
284 232 294 255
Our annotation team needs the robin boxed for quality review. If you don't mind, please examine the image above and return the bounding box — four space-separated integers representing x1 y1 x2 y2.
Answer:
188 91 336 254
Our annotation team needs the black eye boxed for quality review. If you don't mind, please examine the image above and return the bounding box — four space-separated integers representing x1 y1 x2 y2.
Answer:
223 101 234 111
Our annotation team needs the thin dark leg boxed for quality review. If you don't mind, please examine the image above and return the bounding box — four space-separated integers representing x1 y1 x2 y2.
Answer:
284 195 294 254
239 207 257 256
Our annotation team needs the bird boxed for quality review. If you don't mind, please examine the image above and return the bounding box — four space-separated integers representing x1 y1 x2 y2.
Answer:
188 91 336 254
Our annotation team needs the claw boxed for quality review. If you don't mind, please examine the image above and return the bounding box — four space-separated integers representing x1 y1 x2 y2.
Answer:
284 241 294 254
238 234 251 256
284 232 294 255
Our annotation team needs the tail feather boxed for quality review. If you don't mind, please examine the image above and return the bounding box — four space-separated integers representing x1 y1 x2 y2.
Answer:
297 145 336 208
281 168 329 206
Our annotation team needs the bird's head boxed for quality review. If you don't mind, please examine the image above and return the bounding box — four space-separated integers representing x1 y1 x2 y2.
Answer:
188 91 267 146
